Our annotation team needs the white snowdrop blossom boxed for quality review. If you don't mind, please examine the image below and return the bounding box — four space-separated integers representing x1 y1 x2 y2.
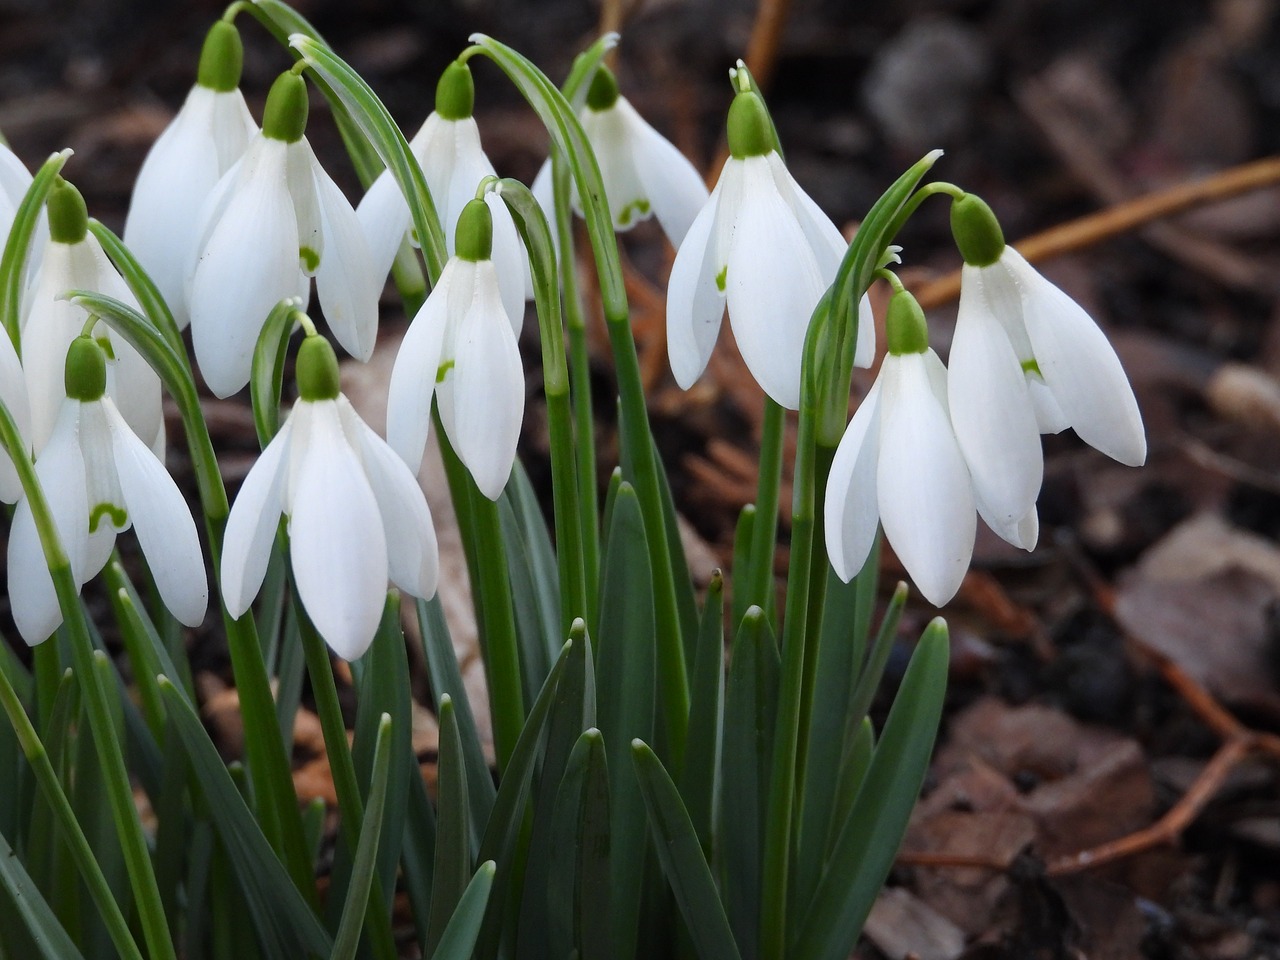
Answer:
667 80 873 410
357 60 529 323
222 335 440 660
8 336 207 645
0 326 30 504
825 289 1019 608
123 21 256 329
387 199 523 501
531 64 709 249
24 180 163 457
948 193 1146 481
0 140 48 289
188 70 379 398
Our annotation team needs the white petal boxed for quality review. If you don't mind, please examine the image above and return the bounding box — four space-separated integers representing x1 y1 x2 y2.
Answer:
287 140 323 275
287 401 387 660
443 262 523 500
9 402 90 644
487 192 527 332
626 100 710 248
221 416 294 618
79 401 124 579
1028 377 1069 433
823 377 883 582
0 327 30 502
310 153 380 362
386 261 459 472
948 267 1043 528
339 397 439 599
356 166 412 288
190 138 300 397
976 493 1039 551
725 156 827 409
105 399 207 626
767 152 846 279
854 293 876 369
666 177 726 390
582 102 650 232
1007 250 1146 465
877 352 975 606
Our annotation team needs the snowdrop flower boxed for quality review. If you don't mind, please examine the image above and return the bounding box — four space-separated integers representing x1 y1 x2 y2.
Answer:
357 60 528 324
667 66 872 410
123 21 256 329
188 69 379 398
531 64 709 248
24 179 163 456
222 333 439 660
386 199 523 500
0 326 30 504
826 288 992 607
0 140 48 288
8 336 207 644
948 192 1146 477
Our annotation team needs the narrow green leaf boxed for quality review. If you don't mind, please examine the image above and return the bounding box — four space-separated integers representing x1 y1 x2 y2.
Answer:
826 718 874 854
426 696 471 959
632 740 742 960
792 620 949 960
430 861 496 960
1 149 69 348
846 581 908 733
250 296 303 446
679 572 725 854
499 490 556 702
0 826 86 960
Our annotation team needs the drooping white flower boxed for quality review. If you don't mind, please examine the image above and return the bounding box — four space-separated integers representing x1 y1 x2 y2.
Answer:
825 288 1034 607
357 59 529 324
23 179 163 457
386 199 523 501
0 325 30 504
222 334 439 660
123 21 256 329
8 336 207 645
667 77 872 410
531 64 709 249
188 70 379 398
948 193 1146 470
0 141 48 289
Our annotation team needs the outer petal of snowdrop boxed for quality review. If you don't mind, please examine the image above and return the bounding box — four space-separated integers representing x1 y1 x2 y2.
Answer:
386 261 455 472
823 378 883 582
221 417 293 618
0 328 31 502
666 179 726 389
311 152 379 361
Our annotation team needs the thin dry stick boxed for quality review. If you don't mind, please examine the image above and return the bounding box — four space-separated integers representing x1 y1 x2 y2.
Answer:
914 155 1280 310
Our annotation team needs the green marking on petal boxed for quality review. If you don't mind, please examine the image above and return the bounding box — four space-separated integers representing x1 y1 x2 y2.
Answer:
300 246 320 273
89 502 127 534
617 198 651 227
436 360 454 384
1021 358 1043 377
95 336 116 361
715 265 727 292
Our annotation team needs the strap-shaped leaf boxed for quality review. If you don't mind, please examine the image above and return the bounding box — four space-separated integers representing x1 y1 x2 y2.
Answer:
679 572 725 854
547 728 612 960
0 826 86 960
426 696 471 959
249 297 304 447
430 861 496 960
0 149 68 349
632 740 742 960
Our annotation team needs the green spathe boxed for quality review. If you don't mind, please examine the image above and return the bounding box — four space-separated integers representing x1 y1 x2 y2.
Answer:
263 71 309 143
48 178 88 244
196 20 243 93
296 335 341 402
885 290 929 356
727 92 772 160
436 61 475 121
950 193 1005 268
455 199 493 262
586 65 620 112
65 335 107 401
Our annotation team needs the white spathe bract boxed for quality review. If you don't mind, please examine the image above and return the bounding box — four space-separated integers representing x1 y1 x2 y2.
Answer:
824 350 979 607
7 395 207 645
954 247 1146 467
666 151 873 410
221 395 439 660
188 134 379 397
531 94 709 248
386 256 523 501
123 85 256 329
22 235 163 456
357 113 529 324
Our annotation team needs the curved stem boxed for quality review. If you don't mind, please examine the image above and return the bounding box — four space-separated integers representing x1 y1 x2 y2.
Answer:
742 398 785 619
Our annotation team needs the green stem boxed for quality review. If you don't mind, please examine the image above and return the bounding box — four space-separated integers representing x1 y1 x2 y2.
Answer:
743 398 785 621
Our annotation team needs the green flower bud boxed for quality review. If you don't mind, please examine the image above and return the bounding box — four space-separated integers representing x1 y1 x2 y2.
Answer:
296 334 341 402
586 65 620 112
435 61 475 121
950 193 1005 267
65 335 107 401
885 289 929 356
455 198 493 262
727 91 773 159
48 179 88 244
263 71 309 143
196 21 243 93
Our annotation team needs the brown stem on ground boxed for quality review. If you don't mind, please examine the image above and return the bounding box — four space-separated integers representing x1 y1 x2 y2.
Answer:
913 155 1280 310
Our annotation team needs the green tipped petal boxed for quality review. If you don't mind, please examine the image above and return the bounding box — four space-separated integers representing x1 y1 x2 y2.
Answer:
197 20 243 93
435 60 475 121
48 178 88 244
263 71 309 143
455 199 493 262
727 91 772 159
586 65 620 112
296 334 341 401
950 193 1005 267
65 335 107 401
885 290 929 356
